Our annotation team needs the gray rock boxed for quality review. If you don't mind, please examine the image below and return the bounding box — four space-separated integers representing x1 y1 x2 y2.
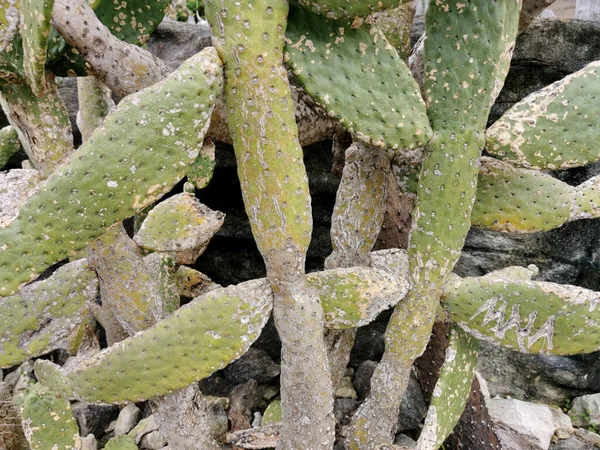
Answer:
71 402 120 437
397 377 427 432
229 379 266 431
575 428 600 446
114 404 142 436
140 430 167 450
334 398 358 424
223 347 280 384
81 434 98 450
393 434 417 448
128 416 159 445
570 394 600 427
487 398 564 450
335 377 358 399
550 436 595 450
353 360 378 400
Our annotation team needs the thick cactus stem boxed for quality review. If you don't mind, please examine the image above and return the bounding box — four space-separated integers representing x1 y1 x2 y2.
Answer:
0 48 223 297
443 266 600 355
0 78 73 177
416 327 479 450
21 385 81 450
76 76 114 142
133 192 225 265
296 0 411 19
0 259 97 368
204 1 335 448
21 0 53 94
348 0 522 447
285 4 431 150
0 125 21 168
486 60 600 170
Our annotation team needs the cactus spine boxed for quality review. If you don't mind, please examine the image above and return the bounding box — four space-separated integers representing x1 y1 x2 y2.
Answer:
204 2 335 448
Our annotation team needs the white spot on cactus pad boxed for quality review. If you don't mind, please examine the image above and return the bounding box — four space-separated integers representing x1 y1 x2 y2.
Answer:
107 181 118 188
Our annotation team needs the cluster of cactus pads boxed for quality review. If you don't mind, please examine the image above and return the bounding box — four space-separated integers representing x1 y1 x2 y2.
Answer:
1 0 600 449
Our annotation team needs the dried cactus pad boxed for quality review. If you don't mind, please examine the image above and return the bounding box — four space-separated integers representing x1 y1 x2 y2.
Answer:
21 385 81 450
285 4 431 150
416 327 478 450
134 192 225 265
486 61 600 170
0 259 97 368
297 0 410 19
443 269 600 355
0 47 223 297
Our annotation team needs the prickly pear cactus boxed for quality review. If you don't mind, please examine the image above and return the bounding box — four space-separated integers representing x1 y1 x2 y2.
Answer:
296 0 411 19
20 0 53 93
21 385 81 450
0 47 223 296
104 435 139 450
285 4 431 150
0 124 20 168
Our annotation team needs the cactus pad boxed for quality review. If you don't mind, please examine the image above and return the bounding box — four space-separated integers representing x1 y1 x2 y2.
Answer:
93 0 169 46
0 125 21 168
187 138 216 190
21 385 81 450
0 47 224 296
416 327 479 450
133 192 225 265
21 0 53 93
262 399 282 425
443 269 600 355
296 0 410 19
486 61 600 170
285 4 431 150
0 259 97 368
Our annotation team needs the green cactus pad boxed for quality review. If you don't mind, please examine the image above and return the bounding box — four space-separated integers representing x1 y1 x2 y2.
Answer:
21 385 81 450
187 138 216 190
38 279 274 404
104 435 139 450
93 0 169 46
424 0 521 132
0 259 97 368
443 269 600 355
471 157 573 233
21 0 53 94
0 125 21 168
133 192 225 265
262 399 282 425
0 48 223 296
285 4 431 150
416 327 479 450
486 61 600 170
296 0 409 19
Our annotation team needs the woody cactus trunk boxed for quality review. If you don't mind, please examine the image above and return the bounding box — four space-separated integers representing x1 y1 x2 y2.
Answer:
1 0 600 449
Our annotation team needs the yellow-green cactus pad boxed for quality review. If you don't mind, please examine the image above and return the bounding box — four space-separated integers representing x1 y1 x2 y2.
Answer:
0 259 97 368
0 47 223 296
133 192 225 265
416 327 479 450
104 435 139 450
285 4 431 150
21 0 53 94
443 268 600 355
38 279 274 404
486 61 600 170
296 0 410 19
21 385 81 450
262 399 282 425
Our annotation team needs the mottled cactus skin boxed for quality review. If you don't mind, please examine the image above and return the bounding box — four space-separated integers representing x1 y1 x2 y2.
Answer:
348 1 522 447
486 61 600 170
297 0 411 19
104 435 139 450
21 0 53 93
472 157 600 233
187 137 216 190
0 124 20 167
204 2 335 448
443 267 600 355
285 4 431 150
21 385 81 450
0 48 223 296
0 259 96 368
416 327 479 450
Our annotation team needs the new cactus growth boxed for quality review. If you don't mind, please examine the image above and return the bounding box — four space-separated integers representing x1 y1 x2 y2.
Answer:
0 47 223 296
